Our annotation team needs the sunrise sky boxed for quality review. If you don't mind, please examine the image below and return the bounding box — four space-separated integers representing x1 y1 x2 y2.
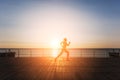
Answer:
0 0 120 48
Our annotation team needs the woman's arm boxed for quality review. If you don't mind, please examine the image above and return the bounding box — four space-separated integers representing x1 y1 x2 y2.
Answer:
67 42 70 46
60 42 63 46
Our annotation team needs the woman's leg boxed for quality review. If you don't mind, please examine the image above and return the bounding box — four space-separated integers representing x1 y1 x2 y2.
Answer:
55 49 63 61
65 49 69 60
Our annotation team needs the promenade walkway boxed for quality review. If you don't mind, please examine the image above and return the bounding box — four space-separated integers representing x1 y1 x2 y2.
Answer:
0 57 120 80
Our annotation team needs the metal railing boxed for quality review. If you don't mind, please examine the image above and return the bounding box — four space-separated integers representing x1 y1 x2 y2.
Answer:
0 48 120 58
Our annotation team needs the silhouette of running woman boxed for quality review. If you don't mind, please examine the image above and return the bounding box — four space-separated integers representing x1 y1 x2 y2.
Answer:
55 38 70 61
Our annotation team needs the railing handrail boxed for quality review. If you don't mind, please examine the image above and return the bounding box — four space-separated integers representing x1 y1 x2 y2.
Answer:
0 48 120 58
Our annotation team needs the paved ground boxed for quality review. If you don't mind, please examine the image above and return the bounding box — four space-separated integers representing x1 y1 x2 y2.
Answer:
0 57 120 80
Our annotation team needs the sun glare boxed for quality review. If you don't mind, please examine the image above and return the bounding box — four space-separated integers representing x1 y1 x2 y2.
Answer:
51 39 59 49
50 39 59 57
52 49 58 58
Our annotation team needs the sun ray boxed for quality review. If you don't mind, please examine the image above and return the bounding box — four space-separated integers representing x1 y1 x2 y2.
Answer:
50 38 60 57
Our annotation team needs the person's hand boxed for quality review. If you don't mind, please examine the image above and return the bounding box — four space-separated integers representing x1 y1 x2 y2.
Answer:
69 42 71 44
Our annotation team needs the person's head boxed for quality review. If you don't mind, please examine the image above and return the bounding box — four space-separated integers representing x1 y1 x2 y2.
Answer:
64 38 67 41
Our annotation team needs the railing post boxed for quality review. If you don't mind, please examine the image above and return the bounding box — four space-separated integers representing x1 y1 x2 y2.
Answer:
81 49 82 57
43 48 44 58
119 49 120 56
105 49 107 58
93 49 95 58
18 49 20 57
30 49 32 57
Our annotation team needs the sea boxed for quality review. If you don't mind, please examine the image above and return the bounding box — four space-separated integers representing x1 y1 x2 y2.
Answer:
0 48 120 58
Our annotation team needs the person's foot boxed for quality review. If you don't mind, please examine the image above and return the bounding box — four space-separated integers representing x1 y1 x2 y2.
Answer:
54 58 57 62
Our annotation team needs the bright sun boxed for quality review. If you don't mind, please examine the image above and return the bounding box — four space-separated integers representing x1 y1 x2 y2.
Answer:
51 39 59 48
